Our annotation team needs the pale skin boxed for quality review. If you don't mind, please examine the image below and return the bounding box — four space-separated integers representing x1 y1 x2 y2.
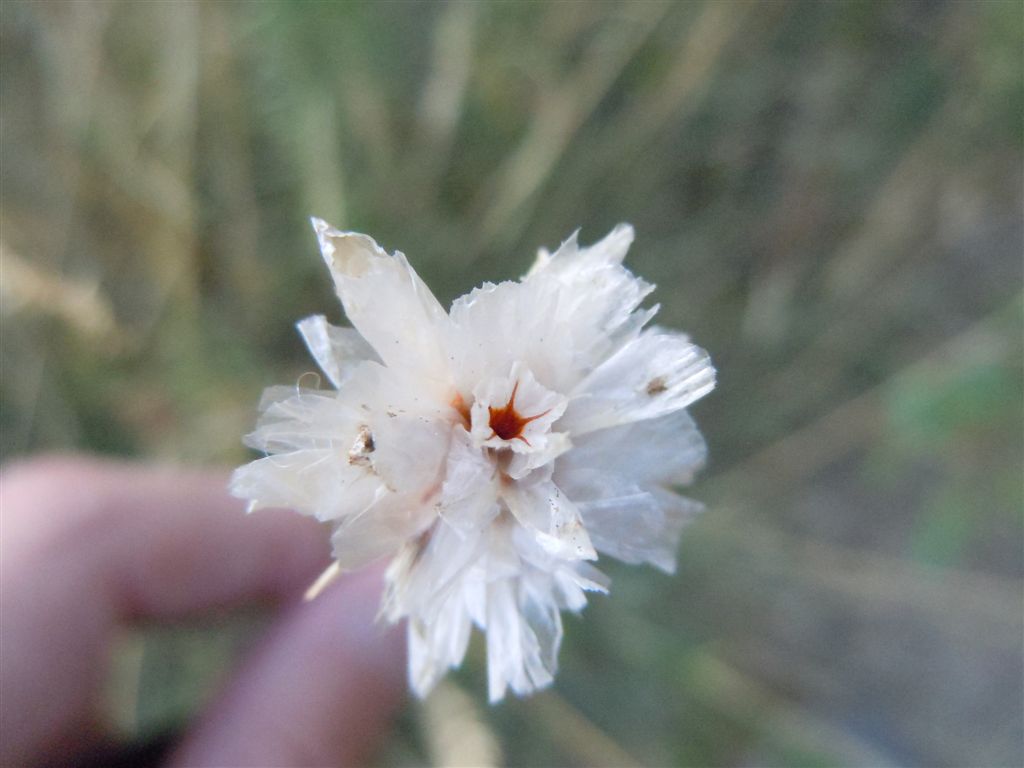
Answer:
0 456 406 767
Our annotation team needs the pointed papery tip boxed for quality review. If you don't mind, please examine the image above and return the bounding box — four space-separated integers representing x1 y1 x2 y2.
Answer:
604 221 635 251
310 217 340 266
551 228 581 259
527 228 580 274
577 222 635 265
310 219 389 279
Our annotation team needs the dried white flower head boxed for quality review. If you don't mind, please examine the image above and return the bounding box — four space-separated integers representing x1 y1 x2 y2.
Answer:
231 220 715 702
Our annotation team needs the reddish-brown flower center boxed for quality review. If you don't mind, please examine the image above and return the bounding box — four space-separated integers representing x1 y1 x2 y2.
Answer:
488 381 549 445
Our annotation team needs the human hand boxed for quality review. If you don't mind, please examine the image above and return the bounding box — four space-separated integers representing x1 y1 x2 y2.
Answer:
0 456 405 767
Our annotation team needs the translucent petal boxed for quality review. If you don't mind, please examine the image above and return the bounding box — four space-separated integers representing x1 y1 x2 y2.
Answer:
296 314 379 389
485 578 559 702
312 218 451 384
397 529 491 698
330 493 434 570
243 389 357 454
561 330 715 435
553 562 610 611
556 467 702 572
370 414 451 494
506 431 571 480
408 599 474 698
527 223 635 274
519 579 562 678
384 522 488 627
447 280 569 391
510 526 610 604
448 227 655 395
230 449 385 522
502 474 596 561
558 409 707 487
438 428 500 535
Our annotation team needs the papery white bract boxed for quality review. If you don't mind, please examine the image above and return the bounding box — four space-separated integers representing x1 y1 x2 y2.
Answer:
231 220 715 702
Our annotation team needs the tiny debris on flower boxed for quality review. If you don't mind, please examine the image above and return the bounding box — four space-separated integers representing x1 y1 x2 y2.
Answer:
347 424 375 467
231 219 715 702
645 376 669 395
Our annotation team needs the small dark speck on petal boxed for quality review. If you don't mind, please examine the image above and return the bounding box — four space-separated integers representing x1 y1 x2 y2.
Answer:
646 376 668 395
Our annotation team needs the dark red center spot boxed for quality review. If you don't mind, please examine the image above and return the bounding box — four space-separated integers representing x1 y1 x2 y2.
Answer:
488 381 549 445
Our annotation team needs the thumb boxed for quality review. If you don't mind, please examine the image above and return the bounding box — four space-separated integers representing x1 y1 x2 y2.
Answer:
170 568 406 767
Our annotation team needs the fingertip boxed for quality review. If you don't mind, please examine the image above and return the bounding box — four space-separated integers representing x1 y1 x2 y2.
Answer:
171 568 406 767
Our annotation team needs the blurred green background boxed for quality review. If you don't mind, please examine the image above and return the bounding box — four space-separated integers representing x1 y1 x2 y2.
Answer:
2 1 1022 766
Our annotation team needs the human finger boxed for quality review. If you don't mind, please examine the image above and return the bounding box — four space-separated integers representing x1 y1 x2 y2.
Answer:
169 567 406 768
2 455 332 618
0 455 331 764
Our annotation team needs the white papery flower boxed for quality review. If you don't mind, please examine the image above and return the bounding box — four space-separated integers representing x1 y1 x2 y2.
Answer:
231 219 715 702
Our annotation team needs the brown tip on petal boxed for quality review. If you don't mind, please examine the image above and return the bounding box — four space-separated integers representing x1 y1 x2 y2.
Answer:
310 219 390 278
328 233 378 278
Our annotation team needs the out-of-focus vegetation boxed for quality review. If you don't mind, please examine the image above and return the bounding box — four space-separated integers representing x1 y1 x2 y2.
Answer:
2 1 1021 766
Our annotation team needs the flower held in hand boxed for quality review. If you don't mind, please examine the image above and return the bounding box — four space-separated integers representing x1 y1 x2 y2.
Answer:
231 220 715 702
